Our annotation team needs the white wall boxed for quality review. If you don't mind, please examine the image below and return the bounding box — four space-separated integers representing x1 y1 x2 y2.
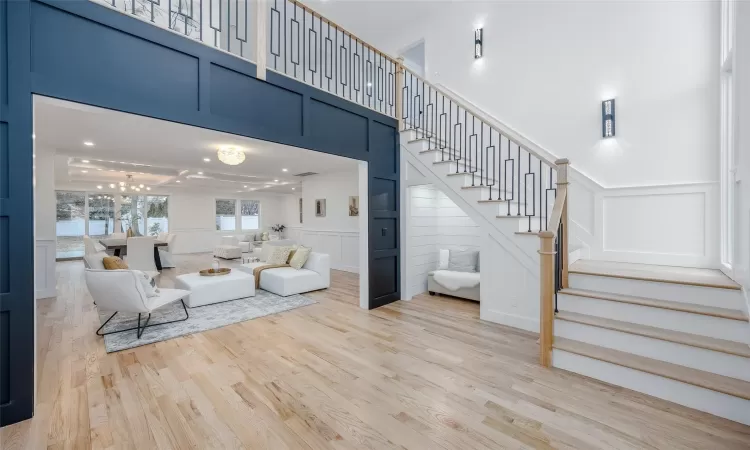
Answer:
34 149 57 240
285 169 362 273
169 191 290 254
406 184 481 297
734 2 750 311
315 1 720 189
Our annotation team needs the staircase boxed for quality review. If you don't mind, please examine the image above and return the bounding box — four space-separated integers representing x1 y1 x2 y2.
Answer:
554 260 750 425
396 67 750 426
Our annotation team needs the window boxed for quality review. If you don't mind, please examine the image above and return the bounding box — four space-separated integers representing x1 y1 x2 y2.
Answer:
215 199 262 231
240 200 260 230
720 0 737 272
146 196 169 235
215 199 237 231
88 194 115 240
55 191 86 258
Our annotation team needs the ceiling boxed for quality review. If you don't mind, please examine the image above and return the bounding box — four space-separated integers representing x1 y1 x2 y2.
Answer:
34 96 358 195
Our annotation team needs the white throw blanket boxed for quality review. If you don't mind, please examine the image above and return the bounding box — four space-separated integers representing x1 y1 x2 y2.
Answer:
432 270 480 291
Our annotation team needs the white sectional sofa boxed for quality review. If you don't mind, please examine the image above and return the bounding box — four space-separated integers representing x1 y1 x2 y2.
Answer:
237 242 331 296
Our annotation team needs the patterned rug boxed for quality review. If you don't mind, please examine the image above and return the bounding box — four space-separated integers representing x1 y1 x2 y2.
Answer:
97 290 316 352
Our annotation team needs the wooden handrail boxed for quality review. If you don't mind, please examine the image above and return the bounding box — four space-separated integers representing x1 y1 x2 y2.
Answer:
538 158 570 367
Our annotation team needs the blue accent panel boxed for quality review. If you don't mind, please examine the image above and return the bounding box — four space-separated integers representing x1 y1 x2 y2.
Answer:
370 177 397 212
369 120 398 176
0 311 9 405
31 2 200 112
0 122 7 199
0 217 7 294
370 256 398 301
210 63 303 136
373 218 397 250
307 98 368 156
0 0 6 109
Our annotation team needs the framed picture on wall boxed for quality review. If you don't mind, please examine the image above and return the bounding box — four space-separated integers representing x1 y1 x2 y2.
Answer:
299 198 303 224
315 199 326 217
349 196 359 216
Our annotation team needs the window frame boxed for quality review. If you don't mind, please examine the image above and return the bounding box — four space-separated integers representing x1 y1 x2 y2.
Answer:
215 197 262 232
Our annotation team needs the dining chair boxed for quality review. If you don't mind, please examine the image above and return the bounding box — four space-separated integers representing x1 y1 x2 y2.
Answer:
158 233 177 269
126 236 159 277
83 235 105 255
85 269 190 338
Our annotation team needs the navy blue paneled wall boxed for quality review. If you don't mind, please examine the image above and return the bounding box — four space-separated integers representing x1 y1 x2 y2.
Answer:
0 0 400 426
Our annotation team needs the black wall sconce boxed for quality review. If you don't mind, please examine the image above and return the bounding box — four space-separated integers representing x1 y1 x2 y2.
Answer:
602 99 616 138
474 28 483 59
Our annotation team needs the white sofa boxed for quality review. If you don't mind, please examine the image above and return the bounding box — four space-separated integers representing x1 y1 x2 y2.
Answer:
237 247 330 296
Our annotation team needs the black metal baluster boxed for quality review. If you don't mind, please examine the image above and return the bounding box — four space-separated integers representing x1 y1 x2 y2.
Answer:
517 143 521 216
302 10 306 82
506 139 513 216
539 159 543 232
525 152 534 232
270 0 279 69
348 34 352 101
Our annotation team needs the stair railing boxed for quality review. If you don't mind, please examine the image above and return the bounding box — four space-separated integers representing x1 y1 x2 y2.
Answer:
398 66 560 233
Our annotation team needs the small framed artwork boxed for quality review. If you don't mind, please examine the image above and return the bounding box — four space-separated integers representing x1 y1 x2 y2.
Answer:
315 199 326 217
349 196 359 216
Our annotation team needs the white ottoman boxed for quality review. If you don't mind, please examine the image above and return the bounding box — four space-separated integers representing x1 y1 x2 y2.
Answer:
213 245 242 259
175 270 255 307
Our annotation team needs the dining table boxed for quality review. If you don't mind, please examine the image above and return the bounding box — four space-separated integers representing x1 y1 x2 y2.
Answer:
99 238 169 270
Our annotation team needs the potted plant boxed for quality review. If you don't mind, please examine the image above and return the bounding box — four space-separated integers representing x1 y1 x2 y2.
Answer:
270 224 286 239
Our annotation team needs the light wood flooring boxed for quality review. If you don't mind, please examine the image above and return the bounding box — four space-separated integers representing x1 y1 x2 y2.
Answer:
2 254 750 449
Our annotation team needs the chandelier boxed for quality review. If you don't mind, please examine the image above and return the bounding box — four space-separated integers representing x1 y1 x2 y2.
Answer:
217 147 245 165
112 174 150 192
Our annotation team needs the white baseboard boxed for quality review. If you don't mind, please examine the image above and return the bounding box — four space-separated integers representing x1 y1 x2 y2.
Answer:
481 309 538 333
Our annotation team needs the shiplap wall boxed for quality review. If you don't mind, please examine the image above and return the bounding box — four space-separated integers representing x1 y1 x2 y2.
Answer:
408 184 481 297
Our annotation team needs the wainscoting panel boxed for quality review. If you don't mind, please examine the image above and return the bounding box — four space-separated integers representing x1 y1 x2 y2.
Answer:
35 240 56 299
286 228 360 273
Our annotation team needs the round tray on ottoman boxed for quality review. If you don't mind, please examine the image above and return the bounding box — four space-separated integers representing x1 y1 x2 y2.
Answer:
199 268 231 276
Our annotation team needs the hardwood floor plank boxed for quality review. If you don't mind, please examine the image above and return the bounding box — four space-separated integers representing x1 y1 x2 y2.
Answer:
2 255 749 449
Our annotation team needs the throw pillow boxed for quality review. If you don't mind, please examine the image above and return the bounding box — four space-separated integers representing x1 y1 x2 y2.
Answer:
448 250 478 273
267 246 292 265
132 270 159 297
286 245 300 263
289 246 312 269
102 256 129 270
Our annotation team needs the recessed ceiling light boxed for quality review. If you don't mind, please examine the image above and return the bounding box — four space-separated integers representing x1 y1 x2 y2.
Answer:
109 169 115 172
243 185 248 188
292 187 295 190
197 171 203 175
96 185 102 189
119 170 125 173
82 159 90 163
109 183 115 188
176 180 181 183
146 187 151 191
81 170 88 173
97 169 102 171
282 168 288 172
274 179 279 182
83 141 94 147
203 157 211 162
264 185 270 188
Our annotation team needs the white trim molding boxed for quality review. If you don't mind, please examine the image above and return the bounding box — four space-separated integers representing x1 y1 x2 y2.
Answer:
286 228 360 273
35 239 57 299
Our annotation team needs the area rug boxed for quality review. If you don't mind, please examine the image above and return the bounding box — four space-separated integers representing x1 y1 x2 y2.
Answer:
97 290 316 352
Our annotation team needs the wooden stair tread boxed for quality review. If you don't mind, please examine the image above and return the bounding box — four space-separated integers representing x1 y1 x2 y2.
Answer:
570 259 741 290
553 338 750 400
556 311 750 358
559 288 747 321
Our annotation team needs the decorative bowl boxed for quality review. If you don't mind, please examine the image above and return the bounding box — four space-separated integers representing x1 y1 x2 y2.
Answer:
199 268 231 276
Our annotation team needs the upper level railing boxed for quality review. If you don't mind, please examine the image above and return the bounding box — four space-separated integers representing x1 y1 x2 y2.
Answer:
92 0 568 367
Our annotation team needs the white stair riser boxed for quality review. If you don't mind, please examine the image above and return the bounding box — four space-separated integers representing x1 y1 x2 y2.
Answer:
569 273 745 310
555 320 750 382
558 294 748 343
552 350 750 426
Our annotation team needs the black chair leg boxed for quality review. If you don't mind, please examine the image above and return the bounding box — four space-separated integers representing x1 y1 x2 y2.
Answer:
95 299 190 339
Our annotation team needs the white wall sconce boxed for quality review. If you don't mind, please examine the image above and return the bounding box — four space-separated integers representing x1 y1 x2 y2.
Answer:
602 99 616 138
474 28 483 59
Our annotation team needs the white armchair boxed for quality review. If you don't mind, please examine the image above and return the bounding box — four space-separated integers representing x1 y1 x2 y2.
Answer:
213 235 242 259
85 269 190 338
158 233 177 269
126 236 159 277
